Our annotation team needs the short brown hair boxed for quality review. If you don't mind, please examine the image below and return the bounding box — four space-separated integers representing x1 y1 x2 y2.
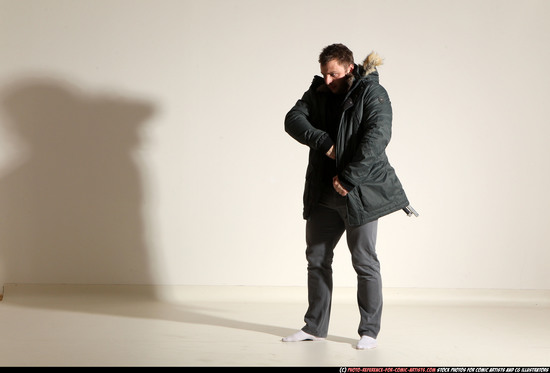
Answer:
318 43 354 67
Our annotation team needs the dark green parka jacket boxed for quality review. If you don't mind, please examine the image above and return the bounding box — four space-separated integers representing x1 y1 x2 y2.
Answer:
285 53 409 226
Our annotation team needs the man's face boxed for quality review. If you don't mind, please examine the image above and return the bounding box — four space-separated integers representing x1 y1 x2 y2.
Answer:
321 59 354 94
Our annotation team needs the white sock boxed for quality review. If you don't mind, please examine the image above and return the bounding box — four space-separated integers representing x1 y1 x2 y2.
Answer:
356 335 377 350
282 330 325 342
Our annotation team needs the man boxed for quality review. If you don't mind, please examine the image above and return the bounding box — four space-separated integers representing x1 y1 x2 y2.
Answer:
283 44 409 350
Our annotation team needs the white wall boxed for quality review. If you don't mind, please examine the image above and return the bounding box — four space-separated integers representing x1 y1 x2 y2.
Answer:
0 0 549 289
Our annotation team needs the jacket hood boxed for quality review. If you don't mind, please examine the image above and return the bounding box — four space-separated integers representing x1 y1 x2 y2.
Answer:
360 51 384 76
348 51 383 90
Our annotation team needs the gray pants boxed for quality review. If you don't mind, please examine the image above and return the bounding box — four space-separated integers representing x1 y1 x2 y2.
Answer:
301 187 382 339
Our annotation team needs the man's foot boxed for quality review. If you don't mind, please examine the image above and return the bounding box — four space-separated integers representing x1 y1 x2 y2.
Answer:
356 335 377 349
282 330 325 342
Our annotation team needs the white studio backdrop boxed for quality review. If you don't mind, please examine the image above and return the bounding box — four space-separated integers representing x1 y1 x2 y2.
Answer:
0 0 549 290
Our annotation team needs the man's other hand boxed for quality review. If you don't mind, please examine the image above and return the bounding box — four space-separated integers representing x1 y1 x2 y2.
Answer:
332 175 348 197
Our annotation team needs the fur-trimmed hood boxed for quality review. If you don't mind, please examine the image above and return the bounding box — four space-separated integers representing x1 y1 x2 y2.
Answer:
346 51 384 91
361 51 384 76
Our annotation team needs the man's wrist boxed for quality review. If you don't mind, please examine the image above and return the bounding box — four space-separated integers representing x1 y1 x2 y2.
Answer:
319 136 334 155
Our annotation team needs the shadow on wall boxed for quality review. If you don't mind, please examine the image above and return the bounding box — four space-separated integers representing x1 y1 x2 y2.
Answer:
0 77 156 285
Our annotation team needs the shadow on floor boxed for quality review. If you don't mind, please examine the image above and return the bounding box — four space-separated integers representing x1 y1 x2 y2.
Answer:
1 284 357 346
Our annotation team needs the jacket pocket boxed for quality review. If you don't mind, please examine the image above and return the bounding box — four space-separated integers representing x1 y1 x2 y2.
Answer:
356 184 389 212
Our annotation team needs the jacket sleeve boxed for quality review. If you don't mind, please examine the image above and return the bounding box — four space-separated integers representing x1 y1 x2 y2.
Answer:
285 89 333 153
339 85 393 188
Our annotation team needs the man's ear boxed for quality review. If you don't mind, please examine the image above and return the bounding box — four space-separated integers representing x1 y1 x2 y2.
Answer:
347 64 354 74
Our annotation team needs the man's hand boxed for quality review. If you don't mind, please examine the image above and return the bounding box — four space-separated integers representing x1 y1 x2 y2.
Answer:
332 175 348 197
326 145 336 160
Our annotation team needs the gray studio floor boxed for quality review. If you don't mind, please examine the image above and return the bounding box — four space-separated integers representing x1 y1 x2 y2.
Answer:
0 284 549 367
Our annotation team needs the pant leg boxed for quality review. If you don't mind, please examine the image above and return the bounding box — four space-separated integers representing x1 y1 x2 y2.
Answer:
302 202 345 338
345 219 382 338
